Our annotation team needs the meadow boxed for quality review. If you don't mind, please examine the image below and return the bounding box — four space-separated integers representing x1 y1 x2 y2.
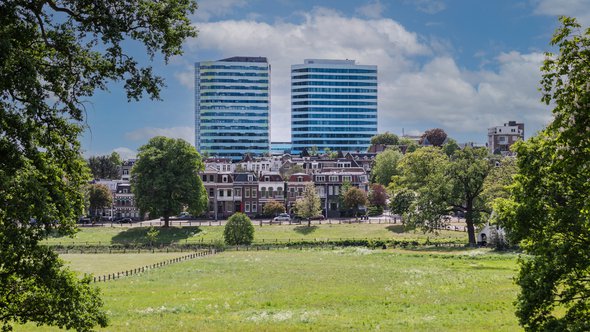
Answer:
26 248 521 331
43 223 467 247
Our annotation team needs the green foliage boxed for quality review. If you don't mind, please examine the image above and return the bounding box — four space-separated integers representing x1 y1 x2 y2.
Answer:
280 164 304 179
343 187 368 217
399 137 419 153
223 213 255 245
367 205 383 216
370 131 400 146
442 138 460 157
263 200 285 217
88 183 112 218
294 183 322 227
87 153 122 180
0 1 197 330
394 146 493 244
495 17 590 331
389 188 415 215
372 148 403 186
145 227 160 247
132 137 207 227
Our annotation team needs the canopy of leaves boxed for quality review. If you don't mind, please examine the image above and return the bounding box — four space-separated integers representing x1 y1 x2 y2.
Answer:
87 153 121 180
0 1 196 330
368 183 387 208
88 183 112 217
294 183 322 227
370 132 399 146
371 148 403 186
495 17 590 331
223 213 255 245
262 200 285 217
132 137 207 227
394 146 493 244
343 187 368 216
420 128 448 147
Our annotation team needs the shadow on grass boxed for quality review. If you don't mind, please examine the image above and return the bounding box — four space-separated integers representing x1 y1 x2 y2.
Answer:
386 225 405 234
293 225 318 235
111 226 202 245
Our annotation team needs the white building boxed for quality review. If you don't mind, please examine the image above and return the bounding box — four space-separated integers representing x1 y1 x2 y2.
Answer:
487 121 524 155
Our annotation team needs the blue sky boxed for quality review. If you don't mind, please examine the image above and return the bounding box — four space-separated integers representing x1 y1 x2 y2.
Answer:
80 0 590 159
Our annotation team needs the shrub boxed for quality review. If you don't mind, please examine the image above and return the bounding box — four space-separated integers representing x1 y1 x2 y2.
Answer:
367 206 383 216
223 213 255 245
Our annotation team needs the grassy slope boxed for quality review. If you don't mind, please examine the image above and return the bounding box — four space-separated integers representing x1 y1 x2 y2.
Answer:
60 253 192 276
30 249 520 331
44 223 467 246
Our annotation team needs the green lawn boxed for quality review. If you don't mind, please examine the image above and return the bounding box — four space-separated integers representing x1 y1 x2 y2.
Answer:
44 223 468 246
27 248 520 331
60 253 193 276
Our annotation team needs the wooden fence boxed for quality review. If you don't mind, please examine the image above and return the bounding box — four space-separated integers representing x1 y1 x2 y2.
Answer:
93 249 216 283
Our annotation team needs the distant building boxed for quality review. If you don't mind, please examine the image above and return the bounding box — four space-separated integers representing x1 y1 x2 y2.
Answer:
487 121 524 155
270 141 292 155
195 56 270 160
291 59 378 154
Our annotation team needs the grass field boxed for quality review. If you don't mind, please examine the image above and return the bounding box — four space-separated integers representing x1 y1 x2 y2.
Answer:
43 223 468 246
60 253 193 276
26 248 520 331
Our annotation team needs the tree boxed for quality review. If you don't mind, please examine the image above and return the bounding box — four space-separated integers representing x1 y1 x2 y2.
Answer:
280 164 304 179
442 138 460 157
394 146 493 245
132 137 207 227
368 183 387 208
420 128 448 146
87 152 122 179
399 137 419 153
294 183 322 227
88 184 112 220
370 132 400 146
495 17 590 331
263 200 285 217
223 213 255 245
389 188 415 216
0 1 196 330
343 187 368 218
371 148 403 186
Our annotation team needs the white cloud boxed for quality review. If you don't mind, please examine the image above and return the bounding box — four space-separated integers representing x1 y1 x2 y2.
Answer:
174 67 194 89
113 147 137 160
125 126 194 145
183 8 551 143
533 0 590 25
193 0 247 22
356 1 385 19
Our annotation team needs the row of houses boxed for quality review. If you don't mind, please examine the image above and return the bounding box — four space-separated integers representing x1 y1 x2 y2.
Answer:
93 153 374 220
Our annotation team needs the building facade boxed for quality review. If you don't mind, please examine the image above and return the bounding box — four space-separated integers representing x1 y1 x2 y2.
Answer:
487 121 524 155
291 59 378 154
195 56 270 160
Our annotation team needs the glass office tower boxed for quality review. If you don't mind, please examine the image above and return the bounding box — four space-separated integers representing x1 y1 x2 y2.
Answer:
291 59 377 154
195 56 270 160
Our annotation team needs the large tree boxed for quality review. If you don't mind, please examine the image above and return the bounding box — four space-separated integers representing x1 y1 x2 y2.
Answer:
495 17 590 331
263 200 285 218
368 183 387 208
343 186 368 219
132 137 207 227
393 146 493 245
420 128 448 146
87 152 122 180
0 1 197 330
371 148 403 186
88 183 113 219
294 183 322 227
370 131 400 146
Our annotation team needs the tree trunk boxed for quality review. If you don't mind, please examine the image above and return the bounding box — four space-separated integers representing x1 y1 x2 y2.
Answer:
163 215 170 228
307 218 311 228
465 202 476 246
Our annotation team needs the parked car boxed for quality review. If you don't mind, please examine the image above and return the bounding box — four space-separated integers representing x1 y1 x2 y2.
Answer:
117 217 133 223
273 213 291 222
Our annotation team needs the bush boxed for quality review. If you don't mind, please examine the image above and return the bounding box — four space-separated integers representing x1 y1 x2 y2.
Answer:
367 205 383 216
223 213 255 245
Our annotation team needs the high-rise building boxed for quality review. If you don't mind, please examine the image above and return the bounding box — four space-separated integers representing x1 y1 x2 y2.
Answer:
291 59 378 154
487 121 524 155
195 56 270 160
